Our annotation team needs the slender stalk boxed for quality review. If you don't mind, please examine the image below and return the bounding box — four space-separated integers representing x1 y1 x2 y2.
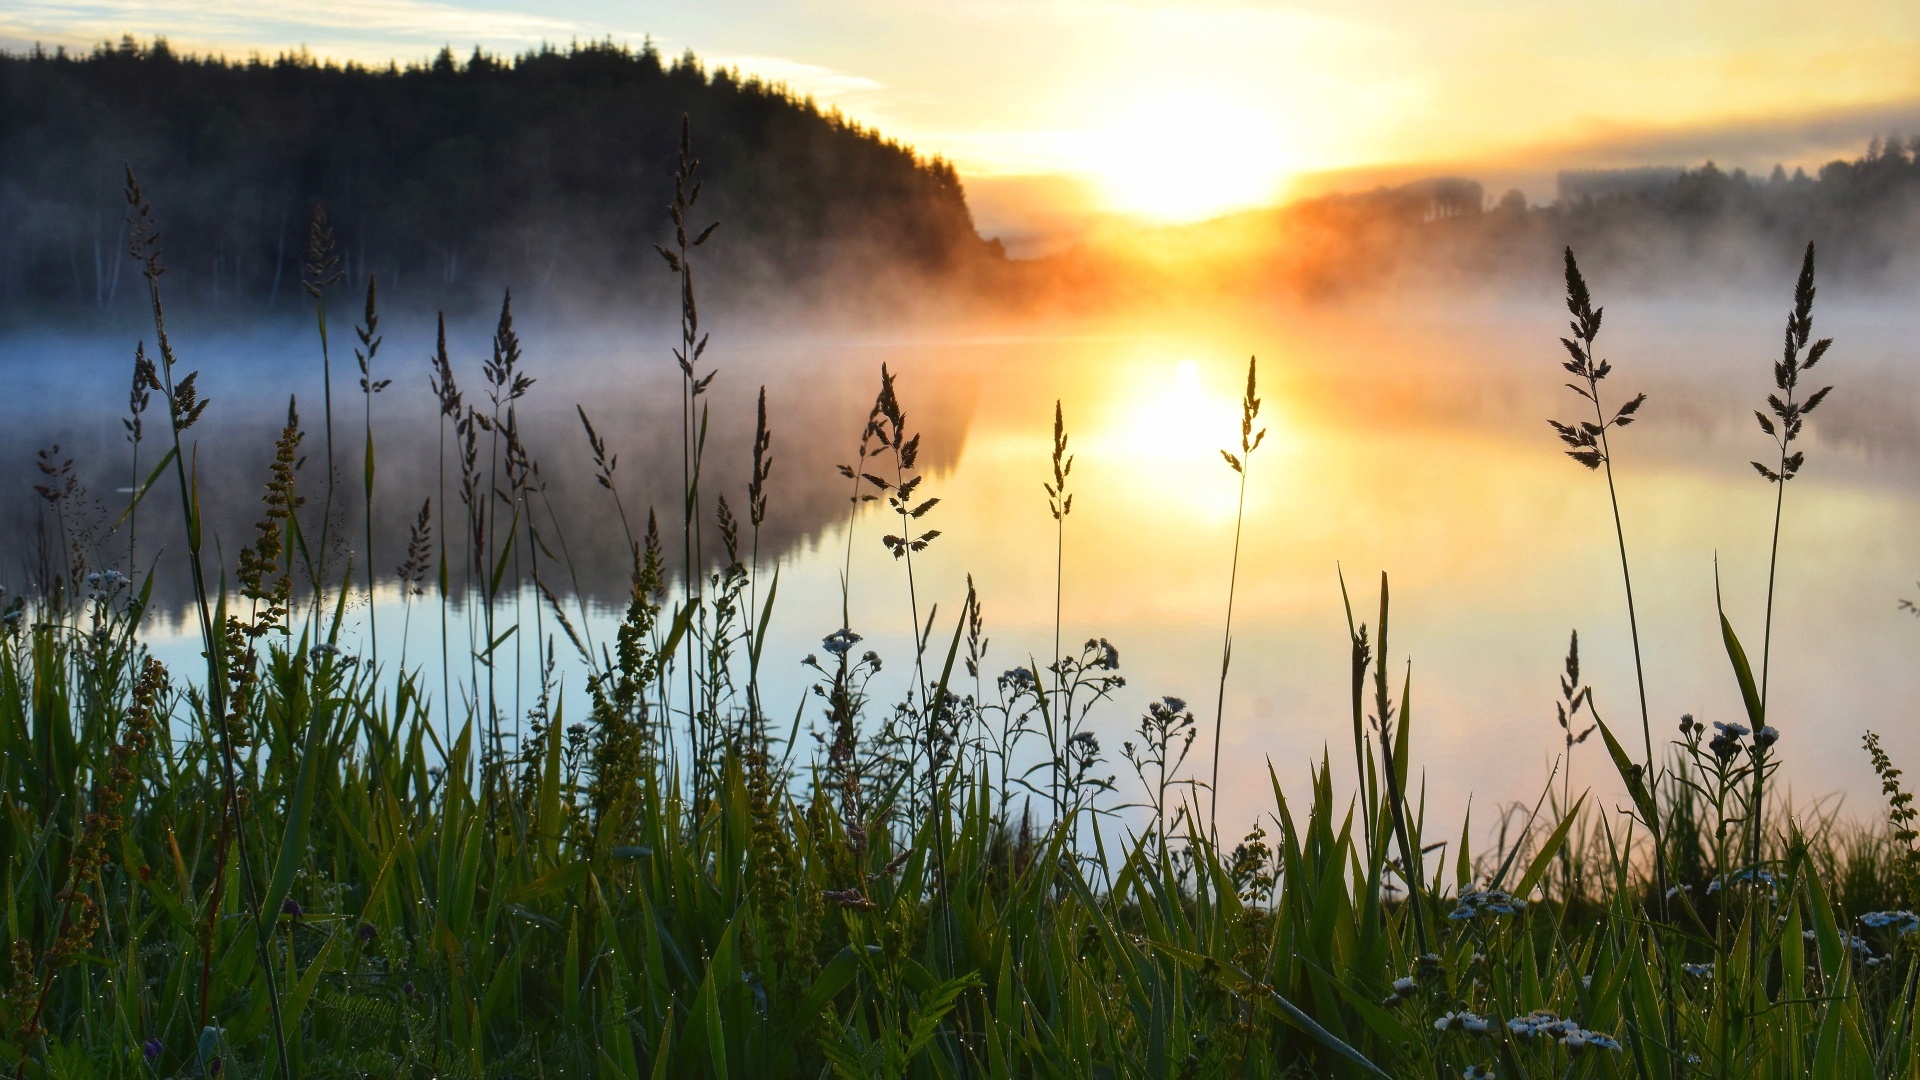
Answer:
124 172 292 1080
1210 357 1263 841
1554 248 1674 1077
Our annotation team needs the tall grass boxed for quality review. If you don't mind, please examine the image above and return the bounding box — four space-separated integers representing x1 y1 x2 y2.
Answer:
1 149 1915 1080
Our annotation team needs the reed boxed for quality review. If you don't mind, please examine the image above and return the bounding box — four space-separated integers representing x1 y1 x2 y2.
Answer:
1 160 1911 1080
1209 356 1264 840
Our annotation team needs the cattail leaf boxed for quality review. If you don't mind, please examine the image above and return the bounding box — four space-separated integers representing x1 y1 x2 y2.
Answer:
108 446 179 533
1515 794 1588 900
1717 606 1765 728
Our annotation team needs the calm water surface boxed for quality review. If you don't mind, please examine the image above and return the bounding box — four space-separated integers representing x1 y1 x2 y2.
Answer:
4 292 1918 834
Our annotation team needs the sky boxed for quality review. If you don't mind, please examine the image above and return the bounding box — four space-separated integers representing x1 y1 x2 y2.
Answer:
7 0 1920 234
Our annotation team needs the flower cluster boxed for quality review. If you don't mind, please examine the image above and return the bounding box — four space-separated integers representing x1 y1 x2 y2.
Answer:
821 628 862 658
999 666 1038 694
1506 1011 1621 1052
1708 721 1751 761
1859 910 1919 934
1449 888 1528 920
1434 1010 1492 1035
1381 975 1419 1005
1705 867 1777 895
83 569 129 594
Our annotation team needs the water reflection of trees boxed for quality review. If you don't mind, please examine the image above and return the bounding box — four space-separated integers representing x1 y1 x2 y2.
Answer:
0 337 976 616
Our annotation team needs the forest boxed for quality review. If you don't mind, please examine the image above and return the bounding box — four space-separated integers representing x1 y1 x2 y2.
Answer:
0 37 996 318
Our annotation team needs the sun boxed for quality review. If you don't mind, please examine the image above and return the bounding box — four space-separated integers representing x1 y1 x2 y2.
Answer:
1076 87 1294 223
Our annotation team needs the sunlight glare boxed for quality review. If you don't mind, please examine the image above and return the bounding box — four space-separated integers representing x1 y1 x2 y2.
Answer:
1078 88 1293 222
1086 357 1250 521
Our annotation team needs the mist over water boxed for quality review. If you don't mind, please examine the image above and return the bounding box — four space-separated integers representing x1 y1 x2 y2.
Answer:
3 288 1917 830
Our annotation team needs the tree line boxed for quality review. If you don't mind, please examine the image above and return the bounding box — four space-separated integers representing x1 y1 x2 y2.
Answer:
0 37 998 318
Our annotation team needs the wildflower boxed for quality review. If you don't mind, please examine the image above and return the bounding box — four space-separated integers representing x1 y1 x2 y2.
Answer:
1450 888 1527 919
357 922 378 943
1382 974 1419 1005
1682 962 1713 979
1678 714 1700 736
1709 721 1749 760
1087 637 1120 669
84 569 129 593
281 899 303 920
1507 1011 1620 1052
999 666 1037 693
1860 910 1920 935
1462 1067 1494 1080
143 1037 163 1063
822 628 862 657
310 642 341 659
1754 725 1780 749
1435 1010 1490 1035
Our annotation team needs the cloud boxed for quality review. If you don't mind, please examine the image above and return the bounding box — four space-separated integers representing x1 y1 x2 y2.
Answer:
703 53 883 104
0 0 587 60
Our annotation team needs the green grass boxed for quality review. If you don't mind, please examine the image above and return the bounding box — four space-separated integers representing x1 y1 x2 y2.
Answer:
0 157 1916 1080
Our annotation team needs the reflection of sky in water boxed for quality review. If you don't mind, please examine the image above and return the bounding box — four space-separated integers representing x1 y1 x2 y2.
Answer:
6 293 1919 837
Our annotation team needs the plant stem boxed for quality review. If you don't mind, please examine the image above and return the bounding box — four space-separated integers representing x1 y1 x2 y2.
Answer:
1210 455 1249 842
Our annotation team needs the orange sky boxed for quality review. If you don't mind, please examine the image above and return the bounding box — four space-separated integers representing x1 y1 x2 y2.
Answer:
6 0 1920 232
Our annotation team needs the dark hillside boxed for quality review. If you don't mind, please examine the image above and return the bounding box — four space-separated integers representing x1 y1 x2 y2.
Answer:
0 38 998 317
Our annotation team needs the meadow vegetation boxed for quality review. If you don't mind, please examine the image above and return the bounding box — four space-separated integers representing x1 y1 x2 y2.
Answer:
2 128 1918 1080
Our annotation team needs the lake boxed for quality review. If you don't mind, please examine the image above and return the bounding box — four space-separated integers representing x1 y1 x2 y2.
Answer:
4 289 1918 836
